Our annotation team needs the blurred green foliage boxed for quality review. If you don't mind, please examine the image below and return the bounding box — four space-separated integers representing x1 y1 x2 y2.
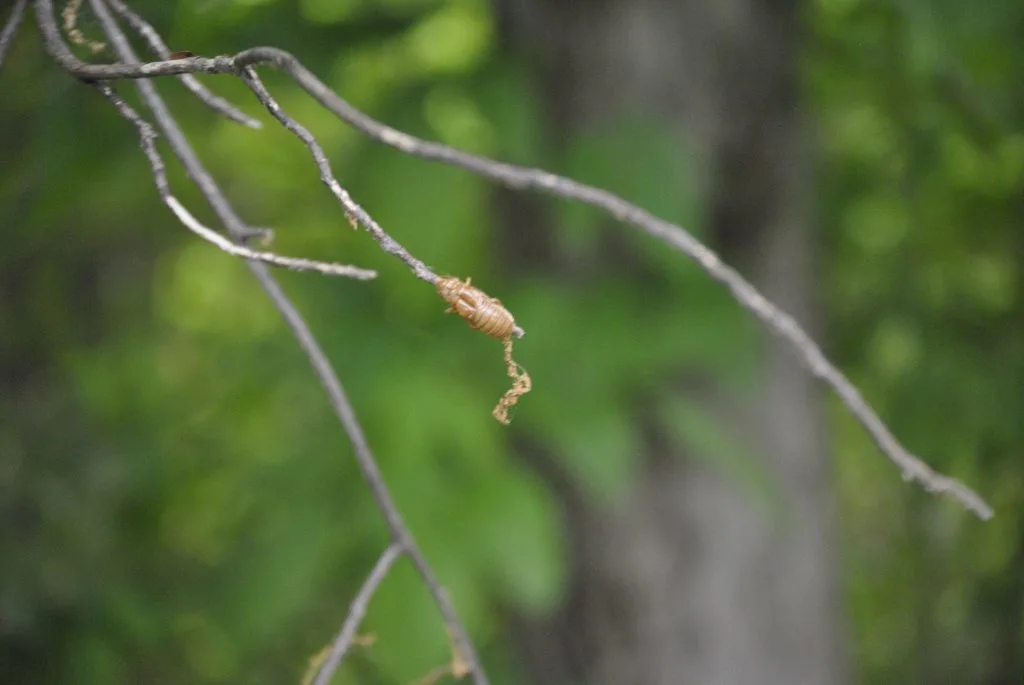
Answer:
0 0 1021 683
812 0 1024 681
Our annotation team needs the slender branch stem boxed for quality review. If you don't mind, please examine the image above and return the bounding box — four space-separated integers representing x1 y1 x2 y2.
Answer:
34 2 493 683
92 83 375 280
163 194 375 279
102 0 261 128
16 0 998 676
0 0 27 70
37 0 993 518
235 66 526 338
36 0 527 339
238 66 436 283
313 544 405 685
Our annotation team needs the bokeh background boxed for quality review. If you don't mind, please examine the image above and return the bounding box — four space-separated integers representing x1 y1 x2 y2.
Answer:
2 0 1022 683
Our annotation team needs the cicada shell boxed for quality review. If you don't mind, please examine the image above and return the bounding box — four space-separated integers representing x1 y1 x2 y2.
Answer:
436 276 516 340
435 275 530 424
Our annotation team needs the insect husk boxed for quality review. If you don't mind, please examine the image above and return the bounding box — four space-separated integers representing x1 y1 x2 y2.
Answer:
436 276 531 424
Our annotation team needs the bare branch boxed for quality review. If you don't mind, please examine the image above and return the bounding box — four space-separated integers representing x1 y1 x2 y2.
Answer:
102 0 262 129
31 0 994 516
34 1 995 518
235 66 526 339
93 83 376 280
313 543 405 685
37 0 527 339
238 66 435 283
34 2 494 682
0 0 27 70
46 0 990 517
227 57 994 519
164 195 375 279
18 0 997 675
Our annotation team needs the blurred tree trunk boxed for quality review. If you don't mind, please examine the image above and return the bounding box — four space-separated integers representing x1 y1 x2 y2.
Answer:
494 1 846 684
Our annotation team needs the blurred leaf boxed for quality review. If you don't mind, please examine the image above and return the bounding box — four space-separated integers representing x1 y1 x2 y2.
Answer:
404 0 492 75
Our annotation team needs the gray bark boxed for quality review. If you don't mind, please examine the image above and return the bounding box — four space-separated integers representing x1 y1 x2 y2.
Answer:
496 1 846 683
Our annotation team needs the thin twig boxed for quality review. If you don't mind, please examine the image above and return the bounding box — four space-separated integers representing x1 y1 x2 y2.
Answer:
0 0 27 70
313 543 405 685
163 195 374 278
40 3 493 683
36 0 526 338
92 82 376 280
238 66 435 283
102 0 261 128
32 0 993 519
235 66 526 338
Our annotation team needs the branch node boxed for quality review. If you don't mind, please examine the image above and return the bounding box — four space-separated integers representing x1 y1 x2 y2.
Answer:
102 0 262 128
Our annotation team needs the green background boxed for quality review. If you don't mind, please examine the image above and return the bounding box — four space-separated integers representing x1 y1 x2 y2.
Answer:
1 0 1022 682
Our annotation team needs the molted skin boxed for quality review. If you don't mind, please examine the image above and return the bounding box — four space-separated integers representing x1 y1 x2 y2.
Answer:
436 276 516 339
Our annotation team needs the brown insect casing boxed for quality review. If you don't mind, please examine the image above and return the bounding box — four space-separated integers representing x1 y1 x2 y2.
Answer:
436 276 516 340
436 276 530 424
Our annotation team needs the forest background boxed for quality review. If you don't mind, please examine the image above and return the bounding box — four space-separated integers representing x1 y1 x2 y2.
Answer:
1 0 1022 683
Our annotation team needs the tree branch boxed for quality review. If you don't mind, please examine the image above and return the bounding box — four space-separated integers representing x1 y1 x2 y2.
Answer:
93 82 376 280
313 543 405 685
102 0 262 129
0 0 26 70
38 0 526 340
236 65 525 337
236 66 436 284
29 1 493 683
34 0 990 519
14 0 997 675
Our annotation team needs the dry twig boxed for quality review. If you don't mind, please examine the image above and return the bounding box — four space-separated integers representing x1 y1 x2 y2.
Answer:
15 0 997 680
236 67 436 284
102 0 261 129
236 66 529 340
31 0 991 519
93 82 376 280
311 543 405 685
35 0 492 682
